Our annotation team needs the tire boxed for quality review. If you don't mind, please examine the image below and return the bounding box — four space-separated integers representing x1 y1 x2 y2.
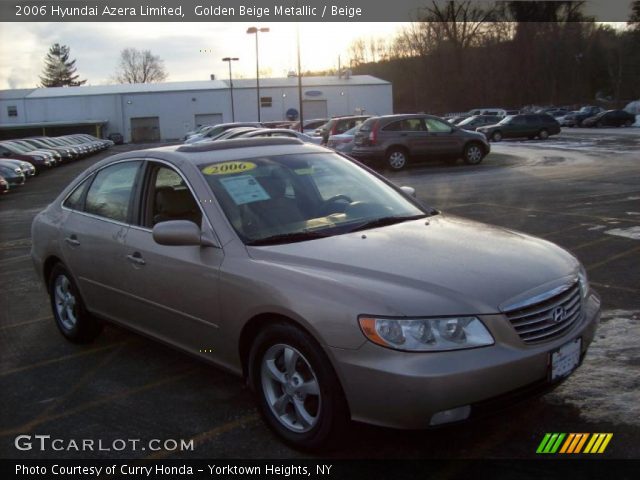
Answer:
491 131 502 142
463 143 485 165
597 121 604 128
248 322 349 451
624 120 633 127
48 263 103 343
538 129 549 140
386 147 409 171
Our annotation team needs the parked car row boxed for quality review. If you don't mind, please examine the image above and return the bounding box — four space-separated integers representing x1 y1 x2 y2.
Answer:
0 134 113 195
183 123 324 146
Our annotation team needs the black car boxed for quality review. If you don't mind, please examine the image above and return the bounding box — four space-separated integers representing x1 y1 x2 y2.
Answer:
582 110 635 128
457 115 503 131
477 114 561 142
0 175 8 194
0 163 26 188
563 106 604 127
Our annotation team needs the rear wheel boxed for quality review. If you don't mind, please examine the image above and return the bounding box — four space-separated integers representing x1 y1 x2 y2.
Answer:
249 323 349 451
463 143 485 165
386 148 409 171
624 119 633 127
538 129 549 140
597 121 604 128
48 264 102 343
491 131 503 142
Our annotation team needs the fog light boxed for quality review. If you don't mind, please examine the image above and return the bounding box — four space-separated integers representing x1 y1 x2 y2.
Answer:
429 405 471 426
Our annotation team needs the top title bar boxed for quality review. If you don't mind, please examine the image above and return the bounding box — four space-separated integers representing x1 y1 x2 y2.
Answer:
0 0 635 22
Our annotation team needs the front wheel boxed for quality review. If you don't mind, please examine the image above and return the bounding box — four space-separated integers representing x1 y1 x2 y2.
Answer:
48 264 103 343
463 143 485 165
538 129 549 140
249 323 349 450
491 131 502 142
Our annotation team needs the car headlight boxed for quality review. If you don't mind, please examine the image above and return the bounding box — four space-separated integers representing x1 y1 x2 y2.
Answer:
578 265 589 298
359 316 494 351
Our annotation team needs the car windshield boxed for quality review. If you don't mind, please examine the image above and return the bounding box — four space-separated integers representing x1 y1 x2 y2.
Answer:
200 152 429 245
498 115 515 125
457 116 479 126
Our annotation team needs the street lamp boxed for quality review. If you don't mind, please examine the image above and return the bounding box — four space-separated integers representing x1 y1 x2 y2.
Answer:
246 26 269 122
222 57 239 122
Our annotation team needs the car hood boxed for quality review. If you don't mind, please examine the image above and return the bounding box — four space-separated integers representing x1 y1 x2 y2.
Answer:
247 214 579 316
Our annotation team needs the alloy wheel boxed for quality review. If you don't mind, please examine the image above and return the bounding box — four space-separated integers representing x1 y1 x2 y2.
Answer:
261 344 321 433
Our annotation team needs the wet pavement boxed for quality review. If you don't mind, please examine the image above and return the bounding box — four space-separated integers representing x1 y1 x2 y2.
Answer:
1 130 639 460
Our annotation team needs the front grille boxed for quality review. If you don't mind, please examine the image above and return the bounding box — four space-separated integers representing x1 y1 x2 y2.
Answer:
505 282 582 344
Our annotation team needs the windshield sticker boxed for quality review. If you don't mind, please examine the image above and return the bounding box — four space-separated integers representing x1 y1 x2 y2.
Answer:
219 175 270 205
203 161 257 176
294 167 314 175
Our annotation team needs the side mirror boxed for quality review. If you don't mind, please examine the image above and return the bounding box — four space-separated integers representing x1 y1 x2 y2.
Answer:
153 220 209 246
400 186 416 198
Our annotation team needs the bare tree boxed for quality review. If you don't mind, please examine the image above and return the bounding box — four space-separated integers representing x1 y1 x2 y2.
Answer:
114 48 168 84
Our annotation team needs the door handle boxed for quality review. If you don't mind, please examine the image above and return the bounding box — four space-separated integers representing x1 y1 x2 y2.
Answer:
64 235 80 246
126 252 146 266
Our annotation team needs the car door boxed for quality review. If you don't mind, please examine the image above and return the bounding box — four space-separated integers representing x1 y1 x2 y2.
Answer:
505 115 528 138
121 161 225 357
60 160 143 321
423 117 459 155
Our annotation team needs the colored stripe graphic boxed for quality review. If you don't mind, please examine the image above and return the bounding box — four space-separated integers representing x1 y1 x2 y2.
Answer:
538 433 613 454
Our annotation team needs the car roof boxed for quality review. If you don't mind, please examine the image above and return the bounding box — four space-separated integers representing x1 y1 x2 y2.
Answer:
102 138 329 168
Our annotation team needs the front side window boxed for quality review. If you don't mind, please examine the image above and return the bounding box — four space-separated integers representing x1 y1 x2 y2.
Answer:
425 118 452 133
85 161 142 222
143 164 202 227
200 153 427 245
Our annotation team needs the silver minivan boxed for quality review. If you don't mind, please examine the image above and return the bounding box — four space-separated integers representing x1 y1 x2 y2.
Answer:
31 138 600 449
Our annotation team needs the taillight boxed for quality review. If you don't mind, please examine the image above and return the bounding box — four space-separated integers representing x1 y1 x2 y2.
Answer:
368 121 379 145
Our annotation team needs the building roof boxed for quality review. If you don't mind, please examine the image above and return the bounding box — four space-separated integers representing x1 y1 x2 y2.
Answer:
0 119 108 130
0 88 36 99
0 76 389 101
226 75 390 89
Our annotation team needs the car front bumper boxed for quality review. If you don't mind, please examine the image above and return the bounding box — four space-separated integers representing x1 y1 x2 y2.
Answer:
329 291 600 429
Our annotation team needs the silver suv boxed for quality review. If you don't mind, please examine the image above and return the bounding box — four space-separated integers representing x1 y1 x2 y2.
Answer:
31 138 599 450
351 114 490 170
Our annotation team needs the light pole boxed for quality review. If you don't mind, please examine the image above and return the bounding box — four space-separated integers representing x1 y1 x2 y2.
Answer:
246 26 269 122
222 57 239 122
296 24 303 132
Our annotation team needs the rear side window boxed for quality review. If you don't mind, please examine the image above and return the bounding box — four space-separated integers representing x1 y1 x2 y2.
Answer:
85 161 142 223
358 118 377 132
382 121 402 132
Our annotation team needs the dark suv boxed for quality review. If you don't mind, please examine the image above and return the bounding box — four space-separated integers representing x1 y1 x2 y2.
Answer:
351 114 490 170
316 115 370 145
477 114 560 142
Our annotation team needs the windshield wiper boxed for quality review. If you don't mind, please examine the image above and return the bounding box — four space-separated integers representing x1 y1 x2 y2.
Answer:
246 230 331 246
347 214 428 233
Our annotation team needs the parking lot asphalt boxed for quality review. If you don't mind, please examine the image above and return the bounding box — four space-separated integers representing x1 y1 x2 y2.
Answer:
1 130 639 460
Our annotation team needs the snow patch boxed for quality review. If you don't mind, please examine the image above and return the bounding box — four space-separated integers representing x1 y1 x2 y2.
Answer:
547 310 640 426
587 225 606 231
634 114 640 128
626 212 640 216
605 226 640 240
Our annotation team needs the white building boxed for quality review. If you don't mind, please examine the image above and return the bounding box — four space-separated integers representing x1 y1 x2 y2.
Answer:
0 75 392 142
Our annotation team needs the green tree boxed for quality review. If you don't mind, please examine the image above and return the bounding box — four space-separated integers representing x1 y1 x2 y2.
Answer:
40 43 86 87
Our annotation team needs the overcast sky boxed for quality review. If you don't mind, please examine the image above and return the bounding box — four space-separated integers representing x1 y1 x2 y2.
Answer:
0 22 405 89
